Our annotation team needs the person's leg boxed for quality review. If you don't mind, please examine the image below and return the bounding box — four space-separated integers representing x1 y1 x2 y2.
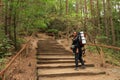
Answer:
78 48 85 66
73 47 79 70
75 52 79 68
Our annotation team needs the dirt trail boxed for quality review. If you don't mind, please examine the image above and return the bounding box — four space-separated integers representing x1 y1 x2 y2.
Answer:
36 33 120 80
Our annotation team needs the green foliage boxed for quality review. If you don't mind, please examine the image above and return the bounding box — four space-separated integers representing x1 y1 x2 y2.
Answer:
87 46 99 54
15 37 26 50
34 20 48 31
0 36 14 58
0 58 6 64
96 35 108 43
17 37 26 44
48 18 65 31
46 29 58 34
104 48 120 66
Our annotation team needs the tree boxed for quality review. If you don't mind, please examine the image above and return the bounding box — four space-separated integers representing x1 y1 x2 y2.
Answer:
107 0 116 45
84 0 87 32
66 0 68 15
103 0 109 43
76 0 79 15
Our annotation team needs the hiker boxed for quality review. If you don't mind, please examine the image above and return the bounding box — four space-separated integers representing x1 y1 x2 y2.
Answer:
71 31 86 70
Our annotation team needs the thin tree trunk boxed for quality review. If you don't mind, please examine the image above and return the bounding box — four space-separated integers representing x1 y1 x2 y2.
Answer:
107 0 116 45
0 0 3 24
103 0 109 43
115 2 119 42
13 11 17 50
84 0 87 32
66 0 68 15
76 0 79 16
79 0 83 16
96 0 101 34
118 1 120 41
4 0 8 35
8 0 13 39
90 0 93 17
59 0 62 15
89 0 95 29
13 0 20 50
0 0 2 6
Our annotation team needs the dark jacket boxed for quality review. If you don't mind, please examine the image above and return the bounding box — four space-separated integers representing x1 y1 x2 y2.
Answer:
72 36 79 47
72 35 84 48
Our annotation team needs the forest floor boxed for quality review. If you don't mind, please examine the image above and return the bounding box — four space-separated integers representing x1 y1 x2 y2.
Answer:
6 33 120 80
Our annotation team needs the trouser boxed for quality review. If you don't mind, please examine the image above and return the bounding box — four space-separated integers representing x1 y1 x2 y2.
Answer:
73 46 84 67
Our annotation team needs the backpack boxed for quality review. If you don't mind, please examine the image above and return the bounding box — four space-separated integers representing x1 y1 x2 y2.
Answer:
78 31 86 46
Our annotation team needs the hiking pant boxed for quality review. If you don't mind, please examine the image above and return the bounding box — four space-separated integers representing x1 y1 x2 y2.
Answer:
73 46 84 68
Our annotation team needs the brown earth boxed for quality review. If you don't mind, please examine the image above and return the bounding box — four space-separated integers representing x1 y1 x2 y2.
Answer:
4 36 38 80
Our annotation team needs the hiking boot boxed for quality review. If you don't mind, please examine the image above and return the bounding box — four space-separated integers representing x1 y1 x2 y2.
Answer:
74 67 79 71
81 65 86 69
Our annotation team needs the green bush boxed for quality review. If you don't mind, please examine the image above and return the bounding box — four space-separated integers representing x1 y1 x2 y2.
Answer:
34 20 48 31
0 36 14 58
48 18 66 31
46 29 58 34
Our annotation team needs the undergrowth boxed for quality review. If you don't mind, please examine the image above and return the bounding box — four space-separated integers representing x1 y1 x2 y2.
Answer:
87 46 120 66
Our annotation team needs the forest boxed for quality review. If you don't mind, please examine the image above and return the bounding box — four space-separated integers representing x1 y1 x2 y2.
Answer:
0 0 120 72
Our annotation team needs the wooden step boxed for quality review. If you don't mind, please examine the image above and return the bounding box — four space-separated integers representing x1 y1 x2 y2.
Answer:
37 53 72 56
37 63 95 69
37 47 66 49
37 55 74 59
38 68 106 77
39 49 69 52
37 60 75 64
37 58 74 60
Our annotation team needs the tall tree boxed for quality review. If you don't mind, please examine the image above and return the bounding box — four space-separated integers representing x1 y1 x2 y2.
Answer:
96 0 101 32
84 0 87 32
66 0 68 15
0 0 3 24
76 0 79 15
4 0 8 35
59 0 62 15
7 0 13 39
107 0 116 45
103 0 109 43
0 0 2 6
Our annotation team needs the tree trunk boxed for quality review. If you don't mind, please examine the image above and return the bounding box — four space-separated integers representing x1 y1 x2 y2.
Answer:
13 11 17 50
59 0 62 15
89 0 95 32
4 0 8 35
117 1 120 41
90 0 93 17
84 0 87 32
76 0 79 16
0 0 2 6
66 0 68 15
8 0 13 39
103 0 109 43
0 0 3 24
96 0 101 34
0 0 3 6
107 0 116 45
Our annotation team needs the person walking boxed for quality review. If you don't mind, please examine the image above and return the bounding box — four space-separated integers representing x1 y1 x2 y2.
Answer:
71 31 85 70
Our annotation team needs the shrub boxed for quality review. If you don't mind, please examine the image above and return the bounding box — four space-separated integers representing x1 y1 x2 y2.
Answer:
46 29 58 34
0 36 14 58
